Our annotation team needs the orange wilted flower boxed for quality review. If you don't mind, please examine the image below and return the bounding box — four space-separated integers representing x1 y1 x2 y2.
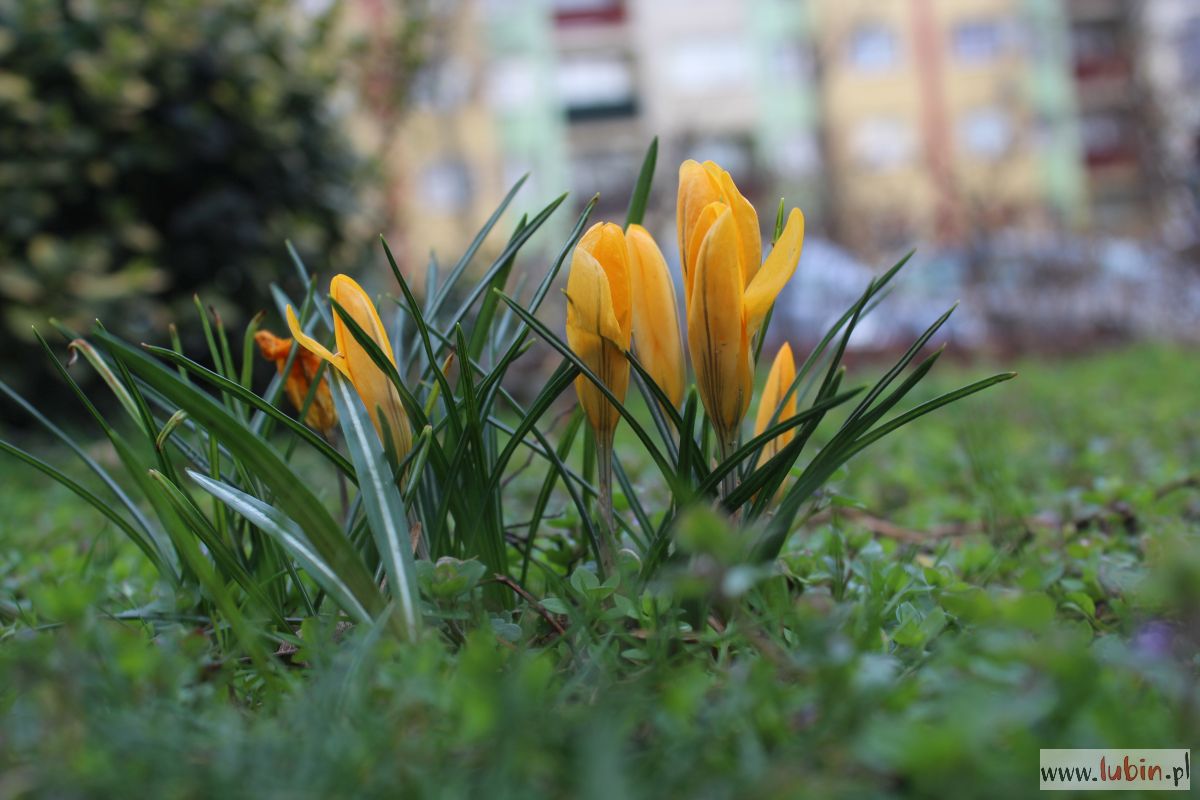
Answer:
254 330 337 435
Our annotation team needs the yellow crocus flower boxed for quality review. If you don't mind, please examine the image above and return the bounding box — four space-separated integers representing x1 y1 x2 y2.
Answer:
677 160 761 298
564 222 633 447
677 160 805 452
753 342 797 468
626 223 685 409
285 274 412 462
564 222 632 572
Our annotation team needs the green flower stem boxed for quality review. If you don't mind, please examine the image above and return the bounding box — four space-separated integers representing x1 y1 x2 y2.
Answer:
596 436 617 577
717 434 738 506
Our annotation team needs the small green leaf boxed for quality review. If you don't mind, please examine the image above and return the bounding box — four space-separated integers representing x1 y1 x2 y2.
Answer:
625 136 658 228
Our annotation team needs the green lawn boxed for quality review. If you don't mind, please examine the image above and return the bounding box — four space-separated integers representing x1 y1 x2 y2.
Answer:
2 344 1198 798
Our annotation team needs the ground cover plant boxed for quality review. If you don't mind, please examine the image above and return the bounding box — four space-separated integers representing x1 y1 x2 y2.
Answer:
1 144 1197 798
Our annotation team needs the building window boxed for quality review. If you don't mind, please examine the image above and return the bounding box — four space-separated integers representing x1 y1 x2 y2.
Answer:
666 39 752 94
553 0 624 25
847 25 898 71
952 21 1003 63
556 52 637 121
487 58 538 112
410 60 472 111
1072 24 1121 62
959 109 1012 159
421 161 473 214
851 118 914 170
771 43 813 81
1080 113 1133 166
1072 22 1125 78
297 0 335 15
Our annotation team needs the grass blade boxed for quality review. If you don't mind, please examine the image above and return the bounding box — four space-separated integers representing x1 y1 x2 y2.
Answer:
625 136 657 228
189 470 374 624
329 372 422 639
0 439 168 575
95 332 385 617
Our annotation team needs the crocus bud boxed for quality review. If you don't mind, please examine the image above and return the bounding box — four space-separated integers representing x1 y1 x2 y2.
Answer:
753 342 797 467
626 223 685 409
286 274 411 461
564 222 633 447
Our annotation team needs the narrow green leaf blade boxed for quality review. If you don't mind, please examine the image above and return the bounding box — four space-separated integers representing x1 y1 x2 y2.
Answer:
329 372 422 639
189 470 374 624
625 136 658 228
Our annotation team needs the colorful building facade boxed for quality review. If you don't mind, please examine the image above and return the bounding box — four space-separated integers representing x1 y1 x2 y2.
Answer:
357 0 1185 268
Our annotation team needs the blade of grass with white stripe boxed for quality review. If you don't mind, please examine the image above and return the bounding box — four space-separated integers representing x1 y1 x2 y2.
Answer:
467 214 525 362
699 386 865 498
441 193 567 339
478 195 599 407
329 372 422 640
321 293 465 568
189 470 374 625
422 175 527 321
94 331 384 615
147 469 274 669
750 365 1016 562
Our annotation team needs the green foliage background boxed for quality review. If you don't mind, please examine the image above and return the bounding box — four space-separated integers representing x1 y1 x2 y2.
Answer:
0 0 359 396
2 346 1197 797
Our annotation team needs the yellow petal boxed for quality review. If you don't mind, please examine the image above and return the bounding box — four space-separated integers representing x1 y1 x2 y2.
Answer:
565 247 629 442
687 208 752 442
285 304 348 377
677 160 724 281
752 343 796 503
566 249 624 347
706 162 761 288
754 342 797 454
330 274 398 367
328 274 411 461
684 200 726 307
626 224 685 409
743 207 804 340
577 222 633 343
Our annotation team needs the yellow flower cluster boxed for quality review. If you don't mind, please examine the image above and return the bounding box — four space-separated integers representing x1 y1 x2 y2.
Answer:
566 160 805 461
267 160 803 506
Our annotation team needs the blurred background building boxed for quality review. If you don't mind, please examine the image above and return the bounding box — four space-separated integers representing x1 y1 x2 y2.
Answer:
2 0 1197 399
337 0 1200 352
354 0 1197 259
